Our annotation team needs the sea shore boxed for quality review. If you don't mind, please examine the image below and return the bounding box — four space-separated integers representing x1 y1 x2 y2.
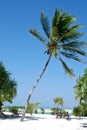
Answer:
0 112 87 130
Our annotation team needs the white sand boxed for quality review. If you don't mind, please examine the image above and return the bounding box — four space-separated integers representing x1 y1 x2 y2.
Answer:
0 113 87 130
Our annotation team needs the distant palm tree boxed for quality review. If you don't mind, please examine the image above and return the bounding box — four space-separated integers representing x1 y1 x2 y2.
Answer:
20 9 87 121
53 97 64 108
27 102 40 115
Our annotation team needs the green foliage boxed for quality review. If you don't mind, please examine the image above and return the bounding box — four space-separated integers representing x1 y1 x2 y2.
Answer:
9 107 18 113
40 12 50 38
29 8 87 78
52 97 64 115
59 57 75 77
0 101 3 112
74 68 87 103
29 29 46 43
3 106 24 112
27 102 40 115
53 97 64 108
0 61 17 110
73 103 87 117
73 106 82 116
51 107 65 115
34 109 38 114
51 108 58 115
40 107 45 114
73 68 87 117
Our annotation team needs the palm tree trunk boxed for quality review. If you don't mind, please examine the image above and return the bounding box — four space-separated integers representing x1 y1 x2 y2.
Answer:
20 54 52 121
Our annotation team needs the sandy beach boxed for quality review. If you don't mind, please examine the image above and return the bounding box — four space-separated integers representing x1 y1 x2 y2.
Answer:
0 113 87 130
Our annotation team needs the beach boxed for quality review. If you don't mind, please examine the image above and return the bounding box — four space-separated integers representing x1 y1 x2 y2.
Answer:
0 113 87 130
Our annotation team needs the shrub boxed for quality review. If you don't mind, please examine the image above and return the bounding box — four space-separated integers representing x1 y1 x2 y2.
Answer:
73 106 82 116
34 109 38 114
40 108 45 114
8 106 18 114
73 104 87 117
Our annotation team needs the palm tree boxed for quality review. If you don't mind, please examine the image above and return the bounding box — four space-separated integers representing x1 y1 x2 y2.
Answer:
74 77 84 103
53 97 64 108
74 68 87 103
53 97 64 114
73 69 87 117
20 9 87 121
27 102 40 115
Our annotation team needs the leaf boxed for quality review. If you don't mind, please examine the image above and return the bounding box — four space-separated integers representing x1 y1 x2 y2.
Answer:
29 29 46 43
40 12 51 38
60 51 86 63
59 57 75 78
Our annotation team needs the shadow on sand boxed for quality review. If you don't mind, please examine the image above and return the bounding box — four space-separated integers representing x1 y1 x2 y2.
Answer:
0 112 46 121
0 112 20 120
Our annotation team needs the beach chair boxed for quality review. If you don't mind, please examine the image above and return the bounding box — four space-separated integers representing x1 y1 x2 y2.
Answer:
56 112 62 118
11 109 19 116
63 112 69 119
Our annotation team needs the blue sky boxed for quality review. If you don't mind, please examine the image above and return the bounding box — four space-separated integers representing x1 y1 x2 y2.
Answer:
0 0 87 108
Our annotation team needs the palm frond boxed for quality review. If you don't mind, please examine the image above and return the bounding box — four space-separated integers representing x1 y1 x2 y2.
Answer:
51 26 59 41
29 29 46 43
51 9 63 39
63 24 83 38
52 9 62 26
52 9 84 43
60 31 84 43
70 24 83 30
61 41 87 48
52 9 76 28
59 57 75 78
59 14 76 30
40 12 51 38
60 51 86 63
61 44 87 56
67 47 87 56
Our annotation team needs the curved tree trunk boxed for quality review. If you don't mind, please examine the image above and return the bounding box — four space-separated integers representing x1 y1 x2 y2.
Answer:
20 54 52 121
